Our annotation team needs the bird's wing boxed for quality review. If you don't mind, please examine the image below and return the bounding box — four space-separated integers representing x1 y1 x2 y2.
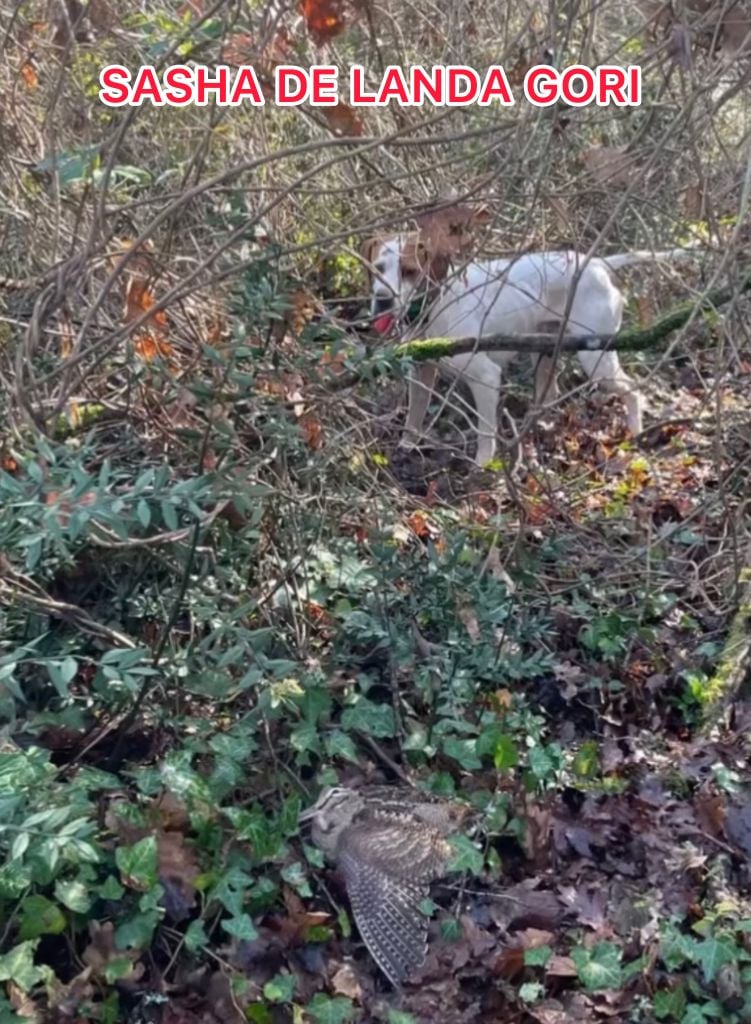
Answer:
337 820 449 987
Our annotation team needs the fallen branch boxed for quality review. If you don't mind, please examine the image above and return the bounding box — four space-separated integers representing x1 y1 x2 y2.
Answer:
700 546 751 735
324 271 751 390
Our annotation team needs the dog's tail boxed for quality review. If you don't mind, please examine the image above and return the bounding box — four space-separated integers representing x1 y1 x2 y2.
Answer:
601 245 701 272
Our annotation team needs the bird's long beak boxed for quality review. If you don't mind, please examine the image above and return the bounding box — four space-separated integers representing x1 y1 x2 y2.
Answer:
298 806 317 823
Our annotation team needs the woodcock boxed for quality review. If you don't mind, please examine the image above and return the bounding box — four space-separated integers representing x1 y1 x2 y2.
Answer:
299 784 471 986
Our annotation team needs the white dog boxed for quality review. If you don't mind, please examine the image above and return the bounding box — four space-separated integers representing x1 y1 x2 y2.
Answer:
364 231 692 466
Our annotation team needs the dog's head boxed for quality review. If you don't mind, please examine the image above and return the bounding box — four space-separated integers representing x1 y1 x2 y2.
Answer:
361 232 449 333
361 202 491 334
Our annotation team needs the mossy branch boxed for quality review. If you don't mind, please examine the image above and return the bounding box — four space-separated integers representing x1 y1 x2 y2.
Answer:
700 557 751 736
325 272 751 390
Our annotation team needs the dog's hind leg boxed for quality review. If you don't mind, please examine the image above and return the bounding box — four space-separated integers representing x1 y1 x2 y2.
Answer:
533 354 560 406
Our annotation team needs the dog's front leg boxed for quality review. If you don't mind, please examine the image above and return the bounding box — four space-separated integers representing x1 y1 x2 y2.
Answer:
465 360 502 467
399 361 438 450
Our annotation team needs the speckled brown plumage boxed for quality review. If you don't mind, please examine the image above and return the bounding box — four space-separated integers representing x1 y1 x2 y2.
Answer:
299 785 470 986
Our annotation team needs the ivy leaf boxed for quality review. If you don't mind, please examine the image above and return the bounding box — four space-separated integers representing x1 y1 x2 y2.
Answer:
184 920 208 953
572 941 623 991
222 913 258 940
524 945 552 967
652 985 687 1020
54 879 92 914
341 697 395 738
693 935 737 983
306 994 356 1024
441 736 482 770
0 940 50 991
324 729 359 763
18 894 66 939
116 835 158 890
445 834 484 875
263 973 296 1003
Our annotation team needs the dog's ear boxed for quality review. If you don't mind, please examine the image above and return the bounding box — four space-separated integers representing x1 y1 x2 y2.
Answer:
427 251 450 284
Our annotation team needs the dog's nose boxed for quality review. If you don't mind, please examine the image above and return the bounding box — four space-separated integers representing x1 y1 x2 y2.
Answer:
373 295 394 315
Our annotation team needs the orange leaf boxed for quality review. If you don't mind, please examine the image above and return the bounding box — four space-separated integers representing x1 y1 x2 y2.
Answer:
300 0 347 43
321 101 364 136
300 410 323 449
20 61 38 89
135 334 173 362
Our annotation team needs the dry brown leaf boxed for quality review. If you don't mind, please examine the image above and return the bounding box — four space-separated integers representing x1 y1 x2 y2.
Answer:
332 964 362 1000
458 601 480 642
299 409 323 449
321 100 365 136
59 311 74 358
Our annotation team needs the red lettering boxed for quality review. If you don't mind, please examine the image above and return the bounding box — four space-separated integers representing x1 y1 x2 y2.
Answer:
99 65 131 106
478 66 514 106
629 65 641 104
524 65 559 106
131 66 163 106
411 66 443 105
561 65 595 105
163 65 193 105
447 66 479 104
276 66 309 104
378 66 410 105
311 66 337 104
229 66 264 105
196 65 229 104
350 65 376 103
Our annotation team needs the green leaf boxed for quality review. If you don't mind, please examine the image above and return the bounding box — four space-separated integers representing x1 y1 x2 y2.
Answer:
387 1012 418 1024
114 908 161 949
519 981 544 1003
263 973 295 1003
493 734 519 771
653 986 687 1020
0 940 49 992
18 894 66 939
693 934 737 984
528 745 556 781
572 740 600 778
54 879 92 914
445 834 484 875
524 945 552 967
341 697 395 738
222 913 258 940
184 920 208 953
324 730 359 763
572 941 623 991
97 875 125 901
441 736 482 770
306 994 356 1024
116 835 158 890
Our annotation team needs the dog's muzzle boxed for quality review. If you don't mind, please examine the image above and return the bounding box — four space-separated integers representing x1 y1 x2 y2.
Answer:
372 295 395 315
